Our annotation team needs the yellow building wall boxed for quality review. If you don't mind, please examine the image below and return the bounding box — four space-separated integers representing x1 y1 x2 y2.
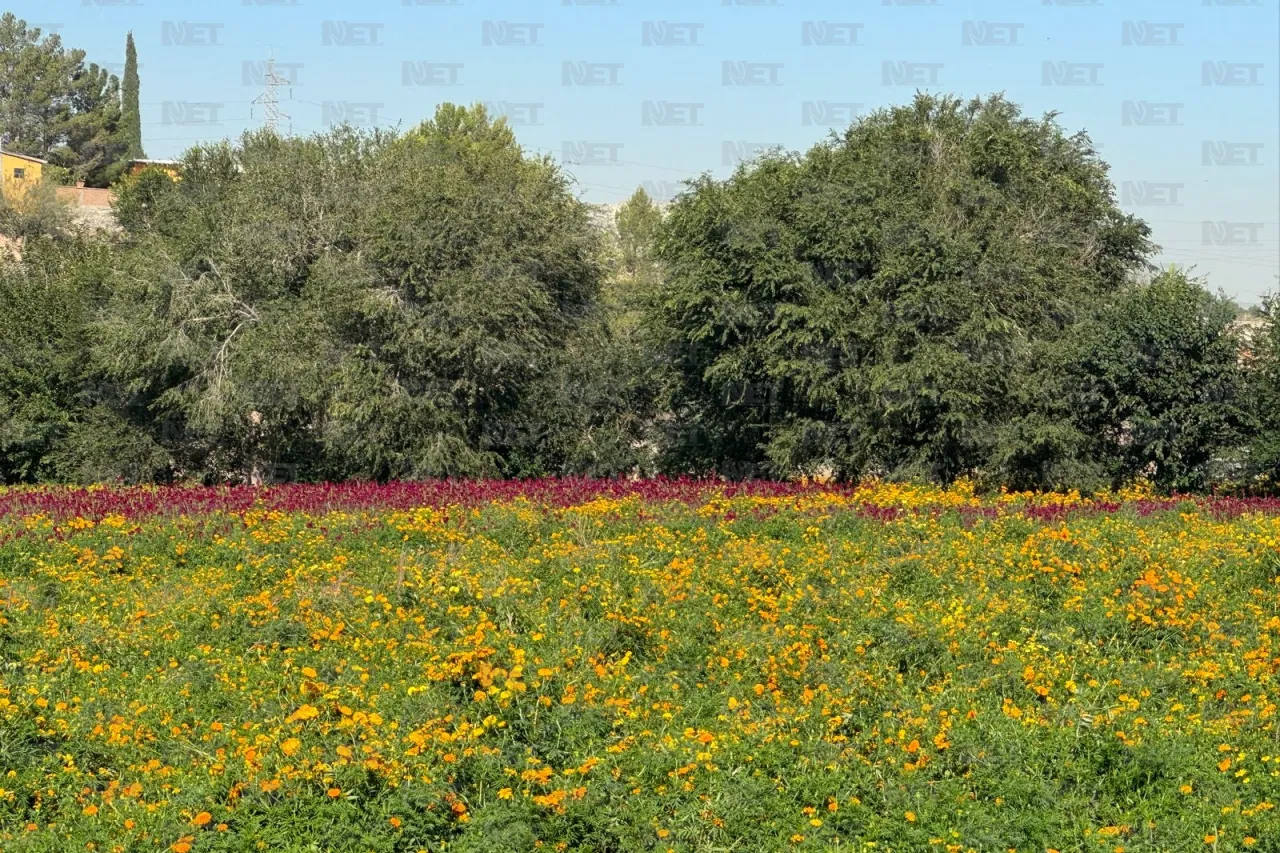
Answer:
128 162 181 180
1 153 44 202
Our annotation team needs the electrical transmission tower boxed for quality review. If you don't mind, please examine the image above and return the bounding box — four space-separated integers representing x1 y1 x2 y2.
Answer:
251 54 291 133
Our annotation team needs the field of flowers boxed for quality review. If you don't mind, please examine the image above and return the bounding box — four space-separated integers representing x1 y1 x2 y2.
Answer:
2 480 1279 853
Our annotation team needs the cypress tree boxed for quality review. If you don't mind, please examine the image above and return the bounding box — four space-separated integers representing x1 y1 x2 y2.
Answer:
122 32 143 159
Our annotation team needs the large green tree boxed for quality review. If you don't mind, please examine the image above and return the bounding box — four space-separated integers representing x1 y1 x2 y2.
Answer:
655 93 1154 483
1042 269 1252 491
0 13 129 186
100 104 614 482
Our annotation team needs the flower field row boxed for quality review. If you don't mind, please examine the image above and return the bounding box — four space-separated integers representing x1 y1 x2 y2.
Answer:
1 482 1279 852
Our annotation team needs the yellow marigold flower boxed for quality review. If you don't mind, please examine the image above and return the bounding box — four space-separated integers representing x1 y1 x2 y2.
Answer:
287 704 320 723
192 812 212 827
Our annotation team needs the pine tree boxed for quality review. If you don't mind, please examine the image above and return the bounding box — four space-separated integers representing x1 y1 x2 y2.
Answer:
122 31 143 159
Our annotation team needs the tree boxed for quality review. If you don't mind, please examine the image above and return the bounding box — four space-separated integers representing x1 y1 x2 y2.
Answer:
102 105 610 482
0 237 166 483
58 62 128 186
0 13 128 187
1245 295 1280 490
615 187 662 275
1053 268 1251 491
655 93 1154 482
121 32 143 160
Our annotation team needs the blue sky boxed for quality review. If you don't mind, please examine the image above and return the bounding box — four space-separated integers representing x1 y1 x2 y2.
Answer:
13 0 1280 303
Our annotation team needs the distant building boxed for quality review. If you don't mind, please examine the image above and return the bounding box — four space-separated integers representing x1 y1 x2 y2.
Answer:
127 159 181 180
1 150 47 201
1231 314 1271 364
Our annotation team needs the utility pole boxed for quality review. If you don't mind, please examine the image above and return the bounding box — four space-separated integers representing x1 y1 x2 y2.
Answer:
251 53 291 133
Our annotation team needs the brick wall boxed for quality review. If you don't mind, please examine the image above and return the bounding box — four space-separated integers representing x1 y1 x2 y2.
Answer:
55 186 117 208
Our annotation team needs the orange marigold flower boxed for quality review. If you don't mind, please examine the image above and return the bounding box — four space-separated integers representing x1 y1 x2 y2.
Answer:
287 704 320 723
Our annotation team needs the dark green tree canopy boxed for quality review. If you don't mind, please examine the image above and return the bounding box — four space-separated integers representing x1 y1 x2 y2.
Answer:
657 93 1155 482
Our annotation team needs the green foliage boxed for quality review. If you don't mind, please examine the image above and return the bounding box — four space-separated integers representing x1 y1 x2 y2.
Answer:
0 13 130 187
1246 297 1280 488
0 239 114 481
121 32 142 160
98 106 614 482
1050 269 1252 492
655 93 1155 483
0 178 73 240
0 92 1275 493
615 187 663 276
